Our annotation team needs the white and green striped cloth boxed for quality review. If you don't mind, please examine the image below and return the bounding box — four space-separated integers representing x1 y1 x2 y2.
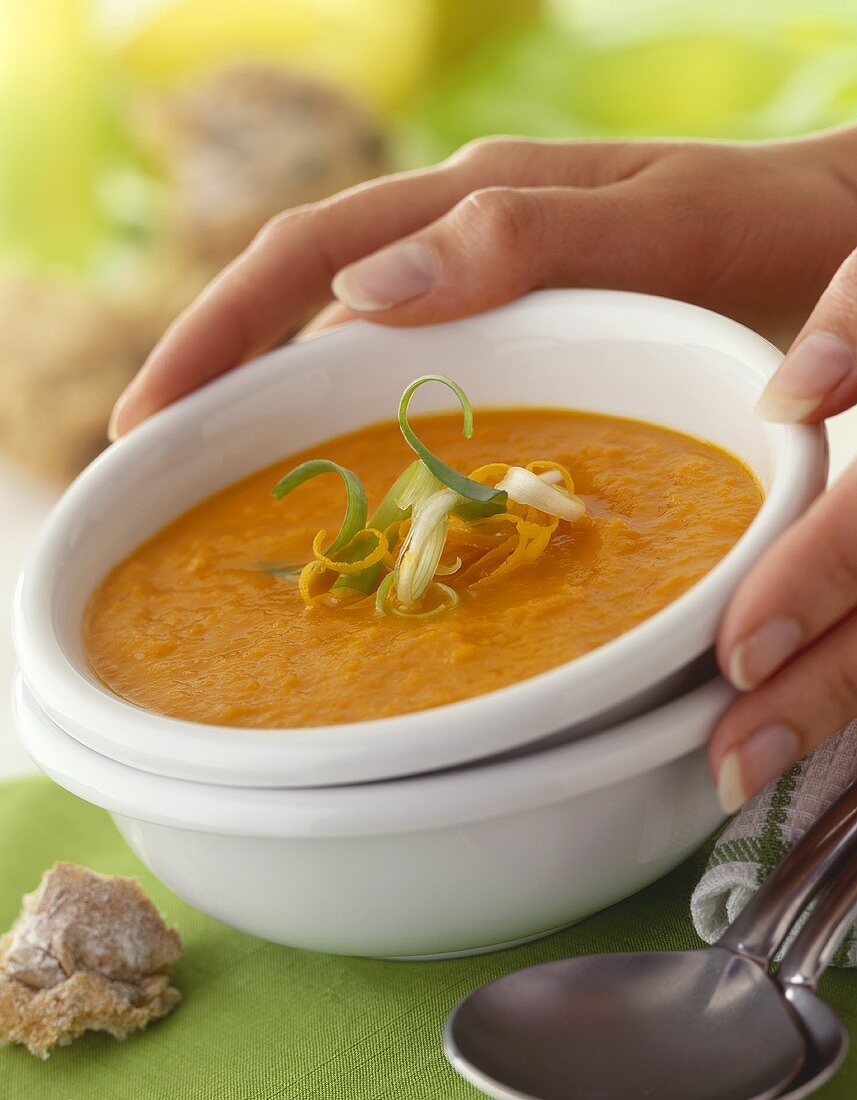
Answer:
691 721 857 966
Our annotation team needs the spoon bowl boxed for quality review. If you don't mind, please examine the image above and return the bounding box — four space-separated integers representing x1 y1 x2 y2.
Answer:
445 785 857 1100
445 948 804 1100
776 985 847 1100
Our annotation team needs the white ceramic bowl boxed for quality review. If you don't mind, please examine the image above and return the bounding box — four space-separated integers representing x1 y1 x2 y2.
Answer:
16 673 732 958
13 290 827 787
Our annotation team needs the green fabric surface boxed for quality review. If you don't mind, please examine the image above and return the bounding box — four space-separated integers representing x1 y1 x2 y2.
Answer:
1 775 856 1100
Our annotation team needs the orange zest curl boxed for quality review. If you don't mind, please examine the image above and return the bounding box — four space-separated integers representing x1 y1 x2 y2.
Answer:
310 527 388 574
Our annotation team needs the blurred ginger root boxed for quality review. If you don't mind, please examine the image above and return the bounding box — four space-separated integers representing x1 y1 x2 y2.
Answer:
0 278 144 481
0 66 387 482
139 65 388 268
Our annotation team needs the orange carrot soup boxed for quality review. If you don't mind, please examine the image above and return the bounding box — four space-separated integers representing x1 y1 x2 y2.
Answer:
84 379 762 728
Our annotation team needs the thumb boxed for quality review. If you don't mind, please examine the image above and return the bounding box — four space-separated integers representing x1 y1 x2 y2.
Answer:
756 247 857 423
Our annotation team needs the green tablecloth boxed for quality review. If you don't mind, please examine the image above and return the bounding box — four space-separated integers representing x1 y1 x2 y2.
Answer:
2 774 856 1100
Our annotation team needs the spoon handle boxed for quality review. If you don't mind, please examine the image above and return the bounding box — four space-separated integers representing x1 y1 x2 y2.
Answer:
775 851 857 989
717 782 857 966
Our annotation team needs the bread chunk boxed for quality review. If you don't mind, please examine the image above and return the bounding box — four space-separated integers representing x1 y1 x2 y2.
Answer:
0 862 182 1058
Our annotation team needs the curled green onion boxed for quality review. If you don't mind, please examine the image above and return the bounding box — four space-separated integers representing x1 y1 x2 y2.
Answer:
375 572 396 616
375 574 458 619
391 581 459 620
396 487 461 605
395 460 441 513
271 459 367 556
398 376 507 514
331 459 440 596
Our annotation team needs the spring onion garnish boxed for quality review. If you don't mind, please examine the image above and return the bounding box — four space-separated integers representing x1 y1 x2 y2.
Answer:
330 459 441 596
396 487 462 605
272 459 367 555
391 581 459 619
375 571 397 615
494 466 586 522
395 459 442 512
267 374 587 617
398 376 506 514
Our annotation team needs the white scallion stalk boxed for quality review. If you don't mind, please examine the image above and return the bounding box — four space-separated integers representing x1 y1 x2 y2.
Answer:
494 467 586 521
395 460 441 512
396 487 462 605
391 581 459 619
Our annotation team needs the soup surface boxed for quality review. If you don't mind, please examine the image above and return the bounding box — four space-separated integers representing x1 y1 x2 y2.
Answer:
84 409 762 727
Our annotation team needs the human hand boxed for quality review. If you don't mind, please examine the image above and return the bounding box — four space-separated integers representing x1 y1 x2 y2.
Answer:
713 245 857 811
109 131 857 437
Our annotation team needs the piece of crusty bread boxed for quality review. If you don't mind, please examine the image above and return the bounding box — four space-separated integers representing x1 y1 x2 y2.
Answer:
0 862 182 1058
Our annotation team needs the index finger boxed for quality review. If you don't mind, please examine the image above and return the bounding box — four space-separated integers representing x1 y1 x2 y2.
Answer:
108 166 466 437
109 137 660 437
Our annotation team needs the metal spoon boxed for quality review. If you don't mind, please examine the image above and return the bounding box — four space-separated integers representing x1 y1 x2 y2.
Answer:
445 784 857 1100
769 850 857 1098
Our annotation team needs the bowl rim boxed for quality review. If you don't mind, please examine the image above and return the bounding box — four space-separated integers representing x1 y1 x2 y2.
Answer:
12 289 828 787
14 674 733 837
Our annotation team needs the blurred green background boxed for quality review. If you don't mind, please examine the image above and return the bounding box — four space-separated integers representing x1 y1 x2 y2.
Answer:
6 0 857 277
4 0 857 481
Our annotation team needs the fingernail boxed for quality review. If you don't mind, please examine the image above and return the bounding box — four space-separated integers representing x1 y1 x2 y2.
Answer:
332 241 437 311
107 395 126 441
756 332 853 422
717 752 746 814
108 380 150 440
717 724 801 813
728 617 802 691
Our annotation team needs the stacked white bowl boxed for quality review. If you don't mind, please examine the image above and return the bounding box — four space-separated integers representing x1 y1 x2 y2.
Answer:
12 290 827 958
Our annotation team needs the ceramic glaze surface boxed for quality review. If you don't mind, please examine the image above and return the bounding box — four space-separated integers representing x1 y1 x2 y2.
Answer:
16 675 728 957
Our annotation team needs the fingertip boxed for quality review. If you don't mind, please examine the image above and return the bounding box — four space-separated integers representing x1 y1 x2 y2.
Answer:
712 723 801 815
707 686 759 785
756 331 854 423
754 389 821 424
331 269 387 312
107 377 155 439
716 750 746 814
331 240 437 312
107 388 132 441
724 643 754 692
714 604 748 687
721 617 803 694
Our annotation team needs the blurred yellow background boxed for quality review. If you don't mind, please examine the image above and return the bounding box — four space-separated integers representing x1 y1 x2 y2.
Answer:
3 0 857 480
6 0 857 275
